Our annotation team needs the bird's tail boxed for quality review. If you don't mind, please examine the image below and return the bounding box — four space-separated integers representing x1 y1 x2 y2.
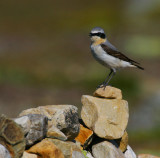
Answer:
134 64 144 70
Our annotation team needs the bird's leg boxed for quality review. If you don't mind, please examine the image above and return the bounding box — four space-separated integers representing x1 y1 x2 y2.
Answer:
96 69 113 89
100 70 116 90
105 70 116 86
103 69 113 85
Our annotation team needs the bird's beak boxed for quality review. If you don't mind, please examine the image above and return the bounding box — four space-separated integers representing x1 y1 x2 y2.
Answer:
89 33 92 37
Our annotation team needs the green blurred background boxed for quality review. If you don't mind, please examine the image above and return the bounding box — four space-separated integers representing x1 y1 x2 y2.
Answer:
0 0 160 155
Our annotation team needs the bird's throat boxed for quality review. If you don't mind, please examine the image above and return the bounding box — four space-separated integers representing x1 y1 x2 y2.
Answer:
93 38 107 46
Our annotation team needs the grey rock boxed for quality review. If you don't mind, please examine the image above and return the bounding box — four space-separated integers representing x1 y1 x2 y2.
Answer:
72 151 85 158
13 116 31 135
124 145 136 158
92 141 125 158
25 114 48 146
0 144 11 158
19 105 80 140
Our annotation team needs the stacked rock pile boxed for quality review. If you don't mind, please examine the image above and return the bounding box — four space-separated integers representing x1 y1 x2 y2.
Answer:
0 86 159 158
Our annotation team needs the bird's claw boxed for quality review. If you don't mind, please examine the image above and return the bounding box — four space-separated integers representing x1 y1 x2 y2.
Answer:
96 82 108 90
96 82 112 90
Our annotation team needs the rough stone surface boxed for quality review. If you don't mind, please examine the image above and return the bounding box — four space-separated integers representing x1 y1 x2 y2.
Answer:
47 125 67 141
81 95 129 139
25 114 48 146
86 152 94 158
46 138 72 158
92 141 125 158
13 141 26 158
0 114 26 158
19 105 80 140
75 124 93 149
138 154 160 158
93 86 122 99
46 138 83 158
13 116 31 135
0 144 11 158
124 145 136 158
66 141 85 158
22 151 38 158
27 139 64 158
72 151 85 158
0 115 24 145
116 131 128 152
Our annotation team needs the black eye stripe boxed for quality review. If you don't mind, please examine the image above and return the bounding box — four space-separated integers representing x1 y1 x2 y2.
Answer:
89 33 106 39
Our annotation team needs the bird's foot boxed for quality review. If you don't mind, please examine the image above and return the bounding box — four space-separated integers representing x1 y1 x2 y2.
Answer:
96 82 108 90
96 82 111 90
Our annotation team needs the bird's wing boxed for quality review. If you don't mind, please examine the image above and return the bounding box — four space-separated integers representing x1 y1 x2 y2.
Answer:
101 43 140 64
105 40 118 51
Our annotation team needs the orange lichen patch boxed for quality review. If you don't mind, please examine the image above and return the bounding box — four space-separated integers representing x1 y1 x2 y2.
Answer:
116 131 128 152
75 124 93 147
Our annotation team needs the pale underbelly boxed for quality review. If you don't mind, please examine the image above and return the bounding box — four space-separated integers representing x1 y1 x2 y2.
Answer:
92 51 132 69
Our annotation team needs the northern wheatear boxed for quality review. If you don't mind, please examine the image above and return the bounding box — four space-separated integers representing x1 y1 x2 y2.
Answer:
89 27 144 88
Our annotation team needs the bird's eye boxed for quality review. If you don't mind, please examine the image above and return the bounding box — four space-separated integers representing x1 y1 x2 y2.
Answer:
100 33 106 39
89 32 106 39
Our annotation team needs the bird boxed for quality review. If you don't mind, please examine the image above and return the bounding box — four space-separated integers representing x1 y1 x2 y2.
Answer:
89 27 144 88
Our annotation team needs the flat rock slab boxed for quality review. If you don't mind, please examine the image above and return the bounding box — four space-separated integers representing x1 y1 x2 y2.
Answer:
93 86 122 99
19 105 80 140
92 141 125 158
81 95 129 139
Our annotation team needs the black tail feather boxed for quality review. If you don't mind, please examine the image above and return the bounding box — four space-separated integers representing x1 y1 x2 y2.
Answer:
135 64 144 70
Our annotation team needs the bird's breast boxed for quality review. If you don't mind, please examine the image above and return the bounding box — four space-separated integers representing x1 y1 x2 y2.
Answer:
90 44 122 68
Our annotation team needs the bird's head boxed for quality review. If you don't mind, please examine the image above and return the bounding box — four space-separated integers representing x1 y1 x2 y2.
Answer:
89 27 107 45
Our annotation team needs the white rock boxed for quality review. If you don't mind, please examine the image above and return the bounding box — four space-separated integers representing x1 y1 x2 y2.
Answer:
13 116 31 134
0 144 11 158
81 95 129 139
124 145 136 158
86 152 94 158
92 141 125 158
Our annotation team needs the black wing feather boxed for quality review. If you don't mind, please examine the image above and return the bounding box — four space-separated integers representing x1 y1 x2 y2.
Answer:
101 44 140 64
